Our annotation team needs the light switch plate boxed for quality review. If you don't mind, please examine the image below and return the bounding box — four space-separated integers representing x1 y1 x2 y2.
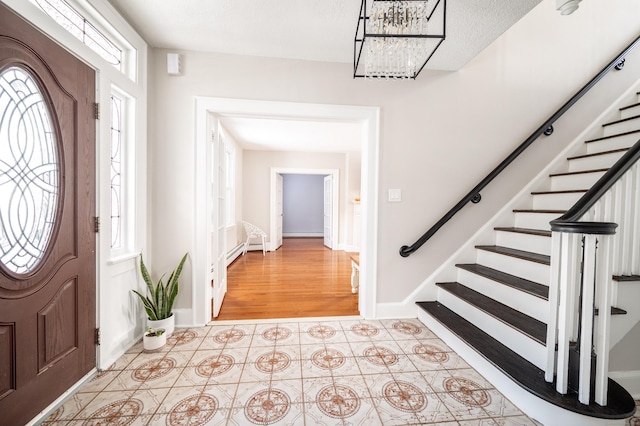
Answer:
388 189 402 202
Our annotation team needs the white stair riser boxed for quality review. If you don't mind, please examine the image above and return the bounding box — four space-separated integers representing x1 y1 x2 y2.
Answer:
532 192 585 210
437 288 547 369
567 151 626 172
550 171 606 191
620 104 640 119
476 249 550 285
514 211 562 231
457 268 549 322
585 132 640 154
602 116 640 136
604 283 640 349
495 231 551 256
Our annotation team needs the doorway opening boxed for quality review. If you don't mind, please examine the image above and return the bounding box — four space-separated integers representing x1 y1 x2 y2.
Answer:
194 98 379 324
270 169 340 252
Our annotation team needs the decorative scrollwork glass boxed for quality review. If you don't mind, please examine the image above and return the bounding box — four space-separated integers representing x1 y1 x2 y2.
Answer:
0 67 59 274
30 0 122 69
110 94 122 249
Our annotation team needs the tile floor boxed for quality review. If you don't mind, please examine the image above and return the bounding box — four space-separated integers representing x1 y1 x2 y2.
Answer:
627 400 640 426
41 318 543 425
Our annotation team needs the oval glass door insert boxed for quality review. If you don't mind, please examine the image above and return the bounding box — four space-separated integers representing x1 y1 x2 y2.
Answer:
0 66 59 274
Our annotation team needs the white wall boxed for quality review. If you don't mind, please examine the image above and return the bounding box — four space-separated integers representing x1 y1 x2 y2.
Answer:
242 150 349 245
346 152 362 250
148 0 640 316
282 174 325 236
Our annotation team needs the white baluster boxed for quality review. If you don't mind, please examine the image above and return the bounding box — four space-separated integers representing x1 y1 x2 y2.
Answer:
578 234 597 405
595 234 613 406
632 163 640 274
612 180 624 273
621 173 633 274
568 233 581 341
556 232 574 394
547 231 562 382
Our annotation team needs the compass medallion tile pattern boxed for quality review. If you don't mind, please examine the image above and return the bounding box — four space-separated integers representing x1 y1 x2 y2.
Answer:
311 348 346 370
316 384 361 418
42 319 538 425
307 324 336 339
244 388 291 424
255 350 291 373
196 354 235 377
261 326 291 342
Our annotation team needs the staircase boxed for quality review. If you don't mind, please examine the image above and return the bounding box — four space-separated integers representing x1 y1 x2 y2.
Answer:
416 93 640 425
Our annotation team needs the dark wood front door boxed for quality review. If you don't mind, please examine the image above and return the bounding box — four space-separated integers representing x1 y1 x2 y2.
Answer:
0 4 96 425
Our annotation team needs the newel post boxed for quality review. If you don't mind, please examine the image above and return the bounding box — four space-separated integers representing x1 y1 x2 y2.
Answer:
548 221 617 406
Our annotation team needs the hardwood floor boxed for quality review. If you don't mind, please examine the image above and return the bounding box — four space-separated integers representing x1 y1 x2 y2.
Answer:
214 238 359 320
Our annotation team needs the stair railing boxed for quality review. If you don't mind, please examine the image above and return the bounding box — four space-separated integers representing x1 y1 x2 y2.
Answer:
400 34 640 258
546 139 640 406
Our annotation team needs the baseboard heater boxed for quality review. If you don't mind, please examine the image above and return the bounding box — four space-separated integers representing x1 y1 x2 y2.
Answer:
226 243 245 266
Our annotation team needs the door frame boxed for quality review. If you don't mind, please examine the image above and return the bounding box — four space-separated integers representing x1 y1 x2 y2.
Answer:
269 169 339 251
194 97 379 322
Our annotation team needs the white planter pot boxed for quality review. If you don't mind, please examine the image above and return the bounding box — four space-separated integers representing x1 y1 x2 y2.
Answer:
143 332 166 352
147 314 175 337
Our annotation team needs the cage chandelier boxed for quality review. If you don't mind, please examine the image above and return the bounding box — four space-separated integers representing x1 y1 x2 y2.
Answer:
354 0 446 79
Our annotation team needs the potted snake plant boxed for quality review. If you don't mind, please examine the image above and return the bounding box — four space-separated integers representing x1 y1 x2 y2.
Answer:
132 252 188 337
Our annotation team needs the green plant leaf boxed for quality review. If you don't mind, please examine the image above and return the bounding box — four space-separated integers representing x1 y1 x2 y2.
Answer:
166 253 187 316
132 253 188 321
131 290 158 320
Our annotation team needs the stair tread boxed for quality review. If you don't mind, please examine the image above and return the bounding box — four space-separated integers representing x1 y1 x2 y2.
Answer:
594 306 628 316
456 264 548 300
416 301 636 419
494 227 551 237
476 245 550 265
549 168 608 177
602 113 640 127
567 147 629 161
512 209 565 214
620 101 640 111
613 274 640 282
530 189 587 195
436 282 547 344
584 128 640 143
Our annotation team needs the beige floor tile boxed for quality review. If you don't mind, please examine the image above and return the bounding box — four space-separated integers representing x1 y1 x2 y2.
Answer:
39 318 538 426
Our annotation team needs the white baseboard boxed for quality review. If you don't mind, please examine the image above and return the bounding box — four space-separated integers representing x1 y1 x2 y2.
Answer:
282 232 323 237
173 308 201 328
609 370 640 399
376 302 421 319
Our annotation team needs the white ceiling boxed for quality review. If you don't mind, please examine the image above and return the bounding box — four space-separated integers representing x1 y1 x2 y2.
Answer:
108 0 541 153
218 116 364 153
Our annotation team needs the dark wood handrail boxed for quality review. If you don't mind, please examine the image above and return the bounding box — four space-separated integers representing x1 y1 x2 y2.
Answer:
550 138 640 233
400 34 640 257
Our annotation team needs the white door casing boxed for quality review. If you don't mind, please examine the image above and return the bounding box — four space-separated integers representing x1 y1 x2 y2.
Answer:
194 98 379 325
324 174 333 248
271 168 338 251
276 173 283 250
